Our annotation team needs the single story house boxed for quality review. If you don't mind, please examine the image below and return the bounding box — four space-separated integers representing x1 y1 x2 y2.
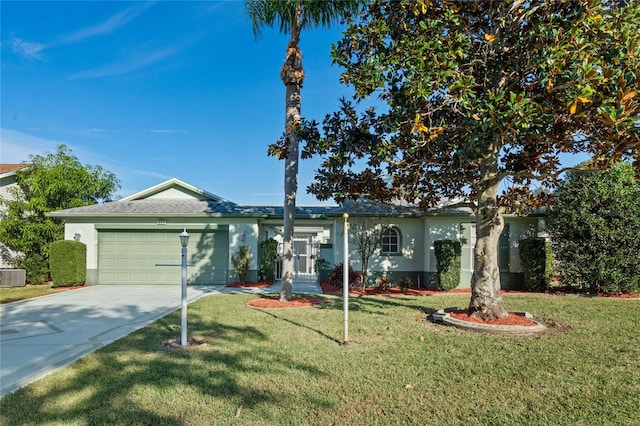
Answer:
49 178 543 289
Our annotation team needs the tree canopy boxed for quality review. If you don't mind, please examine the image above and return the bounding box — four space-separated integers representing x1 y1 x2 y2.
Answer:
295 0 640 319
0 145 119 282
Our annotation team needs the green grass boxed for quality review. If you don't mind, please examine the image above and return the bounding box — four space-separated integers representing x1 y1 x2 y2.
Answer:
0 283 59 304
1 293 639 425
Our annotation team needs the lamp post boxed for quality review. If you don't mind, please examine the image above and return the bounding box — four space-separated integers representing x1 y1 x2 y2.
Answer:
180 229 189 346
342 213 349 345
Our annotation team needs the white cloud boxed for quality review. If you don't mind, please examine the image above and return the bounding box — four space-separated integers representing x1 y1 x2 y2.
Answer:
58 2 153 44
0 128 63 162
9 37 45 60
135 169 173 180
6 2 153 61
68 43 184 80
149 129 188 134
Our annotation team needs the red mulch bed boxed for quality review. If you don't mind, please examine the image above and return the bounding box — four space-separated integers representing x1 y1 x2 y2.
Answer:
449 309 538 326
246 296 323 308
319 281 639 299
51 284 88 292
319 281 438 296
226 281 273 289
546 288 640 298
592 292 640 299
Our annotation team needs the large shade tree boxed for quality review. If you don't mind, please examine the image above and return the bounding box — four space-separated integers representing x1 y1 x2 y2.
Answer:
0 145 119 283
294 0 639 319
246 0 364 301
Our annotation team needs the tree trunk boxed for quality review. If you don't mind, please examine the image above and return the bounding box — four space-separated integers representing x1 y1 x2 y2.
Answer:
361 258 368 292
469 181 508 320
279 9 303 302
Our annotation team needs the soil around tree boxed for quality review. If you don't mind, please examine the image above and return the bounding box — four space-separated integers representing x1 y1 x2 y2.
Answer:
161 336 209 350
449 309 537 326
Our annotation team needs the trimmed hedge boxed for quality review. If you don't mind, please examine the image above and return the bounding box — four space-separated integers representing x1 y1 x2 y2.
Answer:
49 240 86 287
546 162 640 294
258 239 279 282
434 239 461 291
519 237 554 292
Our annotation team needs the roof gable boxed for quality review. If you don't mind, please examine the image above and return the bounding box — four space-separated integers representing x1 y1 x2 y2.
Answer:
121 178 227 202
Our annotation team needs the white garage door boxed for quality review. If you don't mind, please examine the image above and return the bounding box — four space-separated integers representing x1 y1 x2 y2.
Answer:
98 230 229 285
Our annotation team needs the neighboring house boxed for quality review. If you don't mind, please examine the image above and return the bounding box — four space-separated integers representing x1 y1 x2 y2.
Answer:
0 164 30 268
48 178 542 289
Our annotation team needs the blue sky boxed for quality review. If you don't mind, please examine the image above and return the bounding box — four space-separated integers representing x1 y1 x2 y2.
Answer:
1 1 353 205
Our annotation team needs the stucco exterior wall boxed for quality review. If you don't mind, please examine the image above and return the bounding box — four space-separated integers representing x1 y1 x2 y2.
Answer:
507 217 539 272
228 220 260 282
332 216 427 286
63 217 255 285
60 204 540 289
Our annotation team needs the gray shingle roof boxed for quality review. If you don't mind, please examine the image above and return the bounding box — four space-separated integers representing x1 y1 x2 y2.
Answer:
48 199 341 218
48 197 482 219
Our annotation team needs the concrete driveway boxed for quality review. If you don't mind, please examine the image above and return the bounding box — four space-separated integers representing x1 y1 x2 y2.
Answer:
0 280 322 398
0 285 227 397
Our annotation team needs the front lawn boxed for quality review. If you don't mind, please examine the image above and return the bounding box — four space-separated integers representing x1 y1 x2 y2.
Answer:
0 283 62 304
1 293 638 425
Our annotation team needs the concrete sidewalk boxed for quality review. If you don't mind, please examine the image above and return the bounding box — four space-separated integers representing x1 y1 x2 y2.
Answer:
263 278 323 295
0 280 322 397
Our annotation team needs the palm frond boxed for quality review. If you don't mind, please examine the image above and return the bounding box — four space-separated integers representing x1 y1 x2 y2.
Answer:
246 0 364 36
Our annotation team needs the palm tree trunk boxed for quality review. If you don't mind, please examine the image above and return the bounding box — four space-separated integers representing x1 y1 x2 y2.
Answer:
279 7 303 301
280 86 299 300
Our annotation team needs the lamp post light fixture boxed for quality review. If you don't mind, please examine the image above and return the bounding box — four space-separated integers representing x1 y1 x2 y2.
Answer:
342 213 350 345
180 229 190 248
180 229 189 346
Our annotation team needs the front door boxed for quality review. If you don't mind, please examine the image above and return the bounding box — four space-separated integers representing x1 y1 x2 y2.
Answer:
293 237 317 280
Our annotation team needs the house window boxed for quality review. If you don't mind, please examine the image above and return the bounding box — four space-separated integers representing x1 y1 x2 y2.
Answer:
381 227 401 254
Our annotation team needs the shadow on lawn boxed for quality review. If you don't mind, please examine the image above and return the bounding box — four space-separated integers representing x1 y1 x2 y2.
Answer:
248 295 442 346
320 293 436 316
255 308 343 344
0 310 326 425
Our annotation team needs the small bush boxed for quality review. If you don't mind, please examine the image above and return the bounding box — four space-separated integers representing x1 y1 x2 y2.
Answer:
258 239 279 282
399 277 412 294
519 238 554 292
434 240 462 291
14 254 49 285
377 275 390 291
49 240 86 287
231 246 251 284
327 262 361 288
